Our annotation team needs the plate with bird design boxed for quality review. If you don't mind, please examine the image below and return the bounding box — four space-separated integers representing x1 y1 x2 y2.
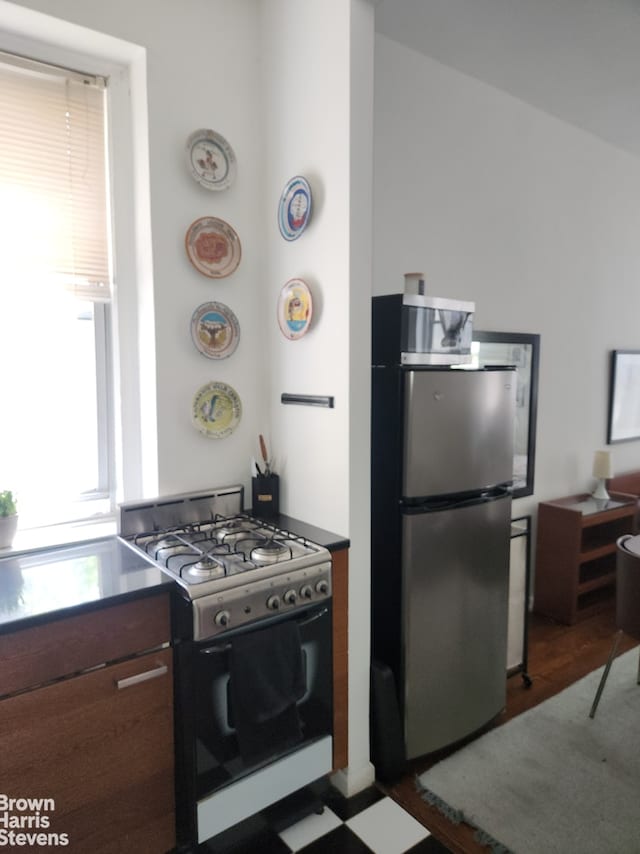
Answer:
191 302 240 359
186 129 236 191
192 381 242 438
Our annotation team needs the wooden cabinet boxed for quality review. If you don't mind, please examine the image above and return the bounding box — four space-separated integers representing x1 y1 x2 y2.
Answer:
534 493 637 624
332 547 348 772
0 595 175 854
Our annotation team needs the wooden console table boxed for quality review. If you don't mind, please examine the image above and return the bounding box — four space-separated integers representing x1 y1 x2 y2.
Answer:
534 493 637 624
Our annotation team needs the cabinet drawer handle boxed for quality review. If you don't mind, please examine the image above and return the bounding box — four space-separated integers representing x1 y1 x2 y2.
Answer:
116 663 168 690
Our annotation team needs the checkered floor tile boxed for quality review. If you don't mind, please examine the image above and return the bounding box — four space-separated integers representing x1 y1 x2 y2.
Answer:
200 782 452 854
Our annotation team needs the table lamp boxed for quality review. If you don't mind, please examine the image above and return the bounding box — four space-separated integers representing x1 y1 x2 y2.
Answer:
592 450 613 501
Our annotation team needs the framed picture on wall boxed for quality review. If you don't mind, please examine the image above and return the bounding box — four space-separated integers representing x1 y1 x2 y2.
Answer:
607 350 640 443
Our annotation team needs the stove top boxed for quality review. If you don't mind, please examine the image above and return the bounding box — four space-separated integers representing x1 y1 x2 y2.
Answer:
118 486 332 640
126 513 328 594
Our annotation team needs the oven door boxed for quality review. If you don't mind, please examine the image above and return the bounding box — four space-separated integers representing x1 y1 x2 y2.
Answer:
179 600 333 844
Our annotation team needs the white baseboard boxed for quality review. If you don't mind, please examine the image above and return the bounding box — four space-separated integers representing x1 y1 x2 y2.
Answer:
330 760 376 797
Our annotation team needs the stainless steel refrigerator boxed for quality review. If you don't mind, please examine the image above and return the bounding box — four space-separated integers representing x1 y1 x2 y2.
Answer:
371 302 516 763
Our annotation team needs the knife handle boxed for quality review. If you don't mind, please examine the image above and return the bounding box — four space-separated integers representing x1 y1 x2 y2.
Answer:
259 434 268 465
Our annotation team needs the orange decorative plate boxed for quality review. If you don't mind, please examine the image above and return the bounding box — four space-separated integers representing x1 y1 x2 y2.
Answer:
185 216 241 278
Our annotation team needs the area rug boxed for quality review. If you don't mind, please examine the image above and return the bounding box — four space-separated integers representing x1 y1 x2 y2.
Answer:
417 647 640 854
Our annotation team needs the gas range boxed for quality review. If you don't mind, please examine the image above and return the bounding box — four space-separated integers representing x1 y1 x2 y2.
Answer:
118 485 332 640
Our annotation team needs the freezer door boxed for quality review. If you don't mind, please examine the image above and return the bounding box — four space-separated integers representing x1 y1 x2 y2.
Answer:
401 493 510 758
402 369 515 499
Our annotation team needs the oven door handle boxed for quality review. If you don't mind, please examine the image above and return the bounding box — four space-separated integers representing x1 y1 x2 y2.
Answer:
297 605 329 629
199 606 330 655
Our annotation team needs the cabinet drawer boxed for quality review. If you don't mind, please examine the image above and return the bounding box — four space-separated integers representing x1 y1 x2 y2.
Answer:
0 593 171 697
0 647 175 853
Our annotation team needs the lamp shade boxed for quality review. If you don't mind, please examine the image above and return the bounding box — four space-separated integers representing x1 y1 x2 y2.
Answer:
593 449 613 480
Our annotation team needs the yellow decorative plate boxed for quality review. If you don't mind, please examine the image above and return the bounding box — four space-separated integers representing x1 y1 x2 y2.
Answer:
192 381 242 438
277 278 313 340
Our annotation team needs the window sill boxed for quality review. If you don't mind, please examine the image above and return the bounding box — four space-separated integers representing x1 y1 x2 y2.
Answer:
3 517 118 557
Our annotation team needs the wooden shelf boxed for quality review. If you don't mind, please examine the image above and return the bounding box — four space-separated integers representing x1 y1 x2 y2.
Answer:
578 571 616 595
579 543 616 563
534 492 637 624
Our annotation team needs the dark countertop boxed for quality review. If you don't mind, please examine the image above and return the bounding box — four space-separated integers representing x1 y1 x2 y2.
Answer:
0 518 349 635
0 537 172 635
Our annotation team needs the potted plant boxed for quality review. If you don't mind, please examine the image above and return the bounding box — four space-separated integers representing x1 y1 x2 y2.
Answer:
0 490 18 549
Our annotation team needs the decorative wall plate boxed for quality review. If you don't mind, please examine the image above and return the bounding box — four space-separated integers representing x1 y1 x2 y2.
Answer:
191 302 240 359
277 176 312 241
277 278 313 340
185 216 241 278
186 129 236 191
192 381 242 438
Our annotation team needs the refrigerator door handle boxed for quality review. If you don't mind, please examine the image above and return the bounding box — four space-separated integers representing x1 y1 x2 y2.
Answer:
403 485 512 513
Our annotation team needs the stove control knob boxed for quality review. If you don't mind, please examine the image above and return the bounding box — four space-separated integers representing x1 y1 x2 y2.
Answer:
283 589 297 606
214 610 231 627
315 579 329 595
300 585 313 600
267 595 281 611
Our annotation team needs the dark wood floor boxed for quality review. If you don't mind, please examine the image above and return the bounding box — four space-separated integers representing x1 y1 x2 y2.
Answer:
383 604 637 854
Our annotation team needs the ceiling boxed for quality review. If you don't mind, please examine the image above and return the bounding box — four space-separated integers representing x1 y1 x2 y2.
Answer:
375 0 640 160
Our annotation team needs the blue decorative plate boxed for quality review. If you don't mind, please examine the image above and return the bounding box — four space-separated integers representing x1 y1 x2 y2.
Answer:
191 302 240 359
277 176 312 241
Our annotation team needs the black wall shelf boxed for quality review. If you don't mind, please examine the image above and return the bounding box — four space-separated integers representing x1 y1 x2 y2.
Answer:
281 394 334 408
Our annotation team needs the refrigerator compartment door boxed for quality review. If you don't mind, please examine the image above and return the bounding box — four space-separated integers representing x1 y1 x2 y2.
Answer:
401 297 474 366
401 494 511 758
402 369 515 499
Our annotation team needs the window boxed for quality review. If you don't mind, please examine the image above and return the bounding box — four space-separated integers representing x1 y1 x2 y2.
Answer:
0 51 114 530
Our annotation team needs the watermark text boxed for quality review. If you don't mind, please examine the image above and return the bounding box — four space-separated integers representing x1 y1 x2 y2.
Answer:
0 795 68 847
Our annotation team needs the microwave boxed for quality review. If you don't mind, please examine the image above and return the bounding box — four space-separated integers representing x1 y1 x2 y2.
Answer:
372 293 475 366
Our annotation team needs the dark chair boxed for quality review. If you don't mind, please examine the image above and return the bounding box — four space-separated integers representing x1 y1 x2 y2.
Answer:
589 534 640 718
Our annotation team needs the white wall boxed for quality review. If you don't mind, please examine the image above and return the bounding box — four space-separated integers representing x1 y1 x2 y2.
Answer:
6 0 267 500
3 0 376 797
259 0 351 535
260 0 375 796
374 35 640 518
346 0 376 795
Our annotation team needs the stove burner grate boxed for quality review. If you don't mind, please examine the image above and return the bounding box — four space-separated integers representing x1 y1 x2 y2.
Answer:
249 539 293 564
187 556 225 577
127 512 325 588
215 518 257 533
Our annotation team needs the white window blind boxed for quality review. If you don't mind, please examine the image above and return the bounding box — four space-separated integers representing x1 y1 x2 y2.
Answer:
0 52 111 300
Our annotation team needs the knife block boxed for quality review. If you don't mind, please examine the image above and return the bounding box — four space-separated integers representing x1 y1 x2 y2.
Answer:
251 474 279 518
